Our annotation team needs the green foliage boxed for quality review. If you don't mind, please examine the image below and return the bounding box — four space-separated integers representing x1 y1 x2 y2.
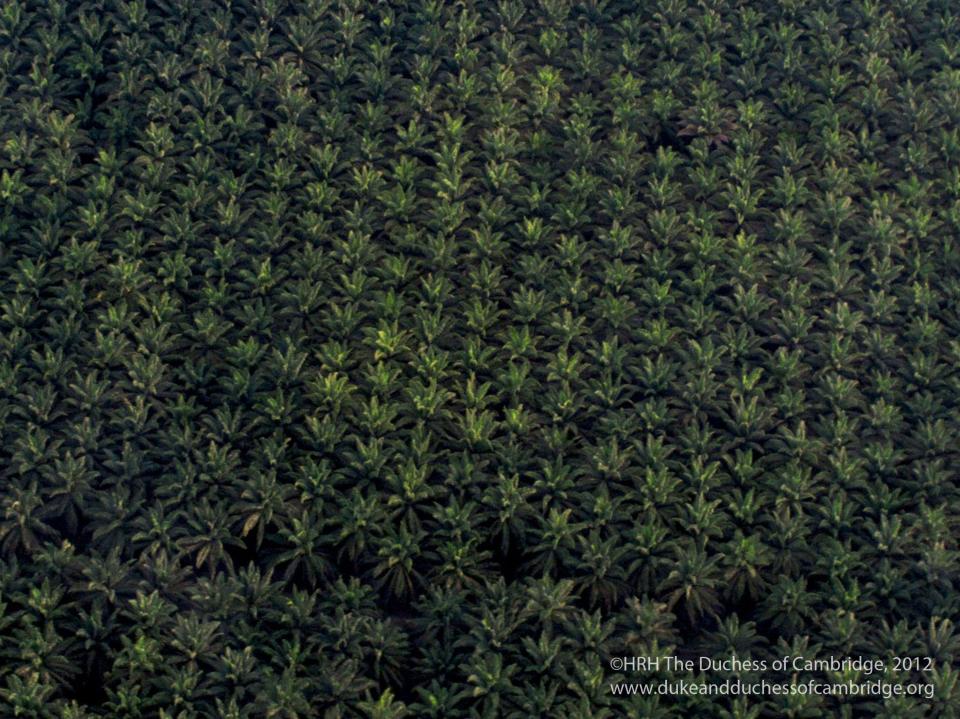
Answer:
0 0 958 716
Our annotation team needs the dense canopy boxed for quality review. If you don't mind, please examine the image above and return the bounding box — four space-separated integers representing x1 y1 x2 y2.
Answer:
1 0 959 716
